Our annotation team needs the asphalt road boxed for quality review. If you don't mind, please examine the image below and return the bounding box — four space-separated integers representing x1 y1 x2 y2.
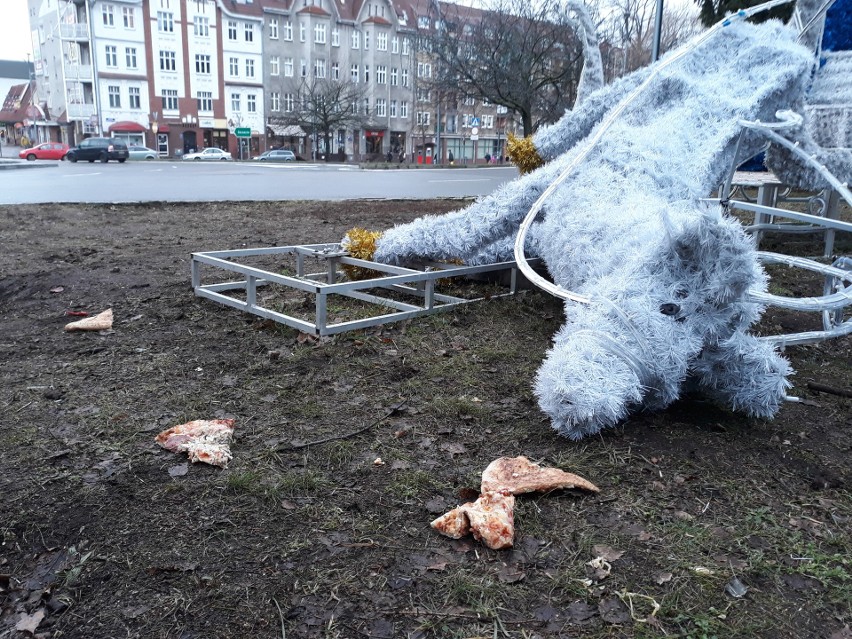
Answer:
0 159 518 204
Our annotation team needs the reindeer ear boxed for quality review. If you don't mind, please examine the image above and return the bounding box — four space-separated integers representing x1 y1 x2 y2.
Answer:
669 209 763 305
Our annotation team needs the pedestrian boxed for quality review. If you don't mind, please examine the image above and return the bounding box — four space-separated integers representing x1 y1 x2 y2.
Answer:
448 150 454 165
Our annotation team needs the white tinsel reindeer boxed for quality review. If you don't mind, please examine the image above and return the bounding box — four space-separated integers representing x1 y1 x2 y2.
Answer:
364 0 851 438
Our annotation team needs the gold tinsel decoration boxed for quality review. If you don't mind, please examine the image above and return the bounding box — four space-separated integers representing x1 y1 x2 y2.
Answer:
340 227 384 280
505 132 544 174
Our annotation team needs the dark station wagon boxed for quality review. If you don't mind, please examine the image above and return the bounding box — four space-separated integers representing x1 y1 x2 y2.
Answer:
65 137 130 163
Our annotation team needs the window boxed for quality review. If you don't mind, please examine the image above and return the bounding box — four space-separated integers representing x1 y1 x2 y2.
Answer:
463 96 475 106
391 36 399 53
496 104 508 114
390 67 398 86
162 89 178 110
416 111 430 125
331 62 339 80
417 16 429 28
376 98 386 117
247 94 256 112
417 88 430 102
300 59 307 77
284 57 294 77
195 0 206 12
400 101 409 118
269 18 278 39
157 11 174 33
229 57 239 76
314 59 326 78
197 91 212 111
194 17 209 36
314 23 326 44
377 32 387 51
245 59 255 78
270 56 279 76
231 93 240 111
129 86 141 109
417 62 431 78
228 20 237 40
284 93 294 112
270 91 280 111
483 114 494 128
446 114 457 133
331 28 339 46
105 45 117 67
364 65 370 82
402 38 410 55
196 54 211 74
125 47 137 69
363 98 369 116
401 68 409 87
350 63 358 82
390 99 397 117
245 23 253 42
364 31 370 50
351 30 359 49
299 21 305 42
160 0 170 7
159 50 176 71
482 97 491 107
462 113 471 128
102 4 114 26
108 85 120 108
376 65 386 84
283 20 292 40
122 7 134 28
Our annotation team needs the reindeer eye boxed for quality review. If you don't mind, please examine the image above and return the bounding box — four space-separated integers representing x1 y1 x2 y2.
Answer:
660 303 680 316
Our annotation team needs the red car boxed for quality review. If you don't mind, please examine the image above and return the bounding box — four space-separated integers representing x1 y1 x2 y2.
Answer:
19 142 69 161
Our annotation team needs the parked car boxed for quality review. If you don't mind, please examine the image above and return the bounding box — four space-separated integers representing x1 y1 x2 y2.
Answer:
19 142 69 161
182 148 232 161
65 137 129 163
253 149 296 162
127 145 158 161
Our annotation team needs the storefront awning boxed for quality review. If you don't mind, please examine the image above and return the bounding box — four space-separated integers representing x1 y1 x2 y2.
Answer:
109 120 146 133
268 124 306 137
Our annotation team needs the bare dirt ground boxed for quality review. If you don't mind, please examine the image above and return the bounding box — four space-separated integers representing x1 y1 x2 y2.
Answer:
0 199 849 639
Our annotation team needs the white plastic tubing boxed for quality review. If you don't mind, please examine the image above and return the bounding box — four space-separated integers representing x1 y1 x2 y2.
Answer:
512 0 827 305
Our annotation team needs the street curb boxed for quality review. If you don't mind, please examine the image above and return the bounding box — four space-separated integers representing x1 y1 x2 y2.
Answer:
0 160 57 171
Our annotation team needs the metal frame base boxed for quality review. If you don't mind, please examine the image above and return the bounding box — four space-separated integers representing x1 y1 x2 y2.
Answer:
191 243 540 336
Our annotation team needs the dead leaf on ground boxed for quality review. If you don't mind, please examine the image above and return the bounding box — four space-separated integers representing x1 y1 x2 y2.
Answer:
598 597 631 624
439 442 467 456
655 571 673 585
592 545 624 562
168 463 188 477
426 562 448 572
496 563 526 583
15 608 45 634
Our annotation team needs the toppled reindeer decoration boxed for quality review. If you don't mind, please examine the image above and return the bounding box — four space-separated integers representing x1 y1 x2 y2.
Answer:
350 0 851 439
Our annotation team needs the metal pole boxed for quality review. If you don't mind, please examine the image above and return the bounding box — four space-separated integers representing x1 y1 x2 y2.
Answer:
651 0 665 62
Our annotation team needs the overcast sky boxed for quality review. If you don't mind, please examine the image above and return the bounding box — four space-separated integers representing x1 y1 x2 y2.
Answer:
0 0 32 62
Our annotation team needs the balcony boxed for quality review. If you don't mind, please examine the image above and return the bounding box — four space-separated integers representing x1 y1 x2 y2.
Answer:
60 23 90 40
65 64 93 80
67 103 96 119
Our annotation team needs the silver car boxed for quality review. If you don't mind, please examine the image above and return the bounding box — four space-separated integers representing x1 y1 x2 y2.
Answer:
254 149 296 162
127 145 158 160
182 148 232 161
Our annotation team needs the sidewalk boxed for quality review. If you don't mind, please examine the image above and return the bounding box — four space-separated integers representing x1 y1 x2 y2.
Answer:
0 144 24 159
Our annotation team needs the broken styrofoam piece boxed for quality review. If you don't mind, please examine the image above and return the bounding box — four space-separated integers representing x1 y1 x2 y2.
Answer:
64 308 113 332
432 456 598 549
155 418 235 468
431 492 515 550
481 456 600 494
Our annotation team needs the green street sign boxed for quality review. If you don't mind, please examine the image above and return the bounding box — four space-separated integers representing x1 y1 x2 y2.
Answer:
234 127 251 137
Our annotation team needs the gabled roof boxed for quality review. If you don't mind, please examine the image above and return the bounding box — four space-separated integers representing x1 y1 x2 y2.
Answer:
297 4 331 16
0 83 31 123
363 15 391 25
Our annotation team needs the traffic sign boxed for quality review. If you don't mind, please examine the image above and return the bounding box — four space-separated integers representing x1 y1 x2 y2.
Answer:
470 135 479 141
471 127 479 136
470 117 480 127
234 127 251 137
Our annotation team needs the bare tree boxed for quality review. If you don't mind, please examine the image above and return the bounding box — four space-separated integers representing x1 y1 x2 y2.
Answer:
423 0 584 136
595 0 702 79
269 77 366 160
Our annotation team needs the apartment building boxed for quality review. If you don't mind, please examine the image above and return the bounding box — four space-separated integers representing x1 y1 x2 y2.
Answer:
262 0 416 161
410 0 518 164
